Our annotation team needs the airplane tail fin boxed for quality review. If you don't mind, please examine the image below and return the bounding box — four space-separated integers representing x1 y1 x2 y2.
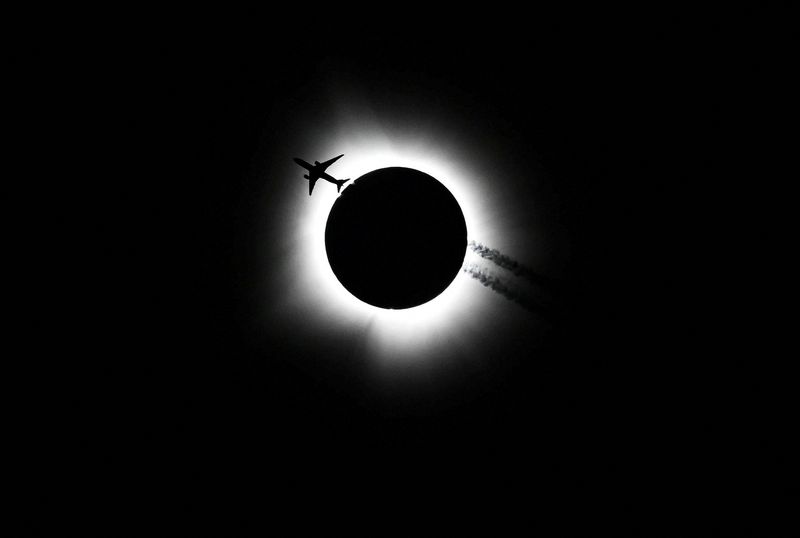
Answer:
336 178 351 193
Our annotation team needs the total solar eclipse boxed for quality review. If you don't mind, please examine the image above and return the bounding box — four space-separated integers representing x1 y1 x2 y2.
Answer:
325 167 467 309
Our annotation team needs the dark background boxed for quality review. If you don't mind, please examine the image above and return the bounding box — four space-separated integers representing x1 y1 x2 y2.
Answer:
26 8 794 536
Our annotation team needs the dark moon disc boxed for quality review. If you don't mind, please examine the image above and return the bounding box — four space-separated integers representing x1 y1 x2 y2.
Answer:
325 167 467 309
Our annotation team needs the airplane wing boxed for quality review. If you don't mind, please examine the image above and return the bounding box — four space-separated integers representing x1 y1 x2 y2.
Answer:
318 154 344 171
308 177 318 196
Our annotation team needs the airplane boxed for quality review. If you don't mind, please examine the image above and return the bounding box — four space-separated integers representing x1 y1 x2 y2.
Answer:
293 154 350 196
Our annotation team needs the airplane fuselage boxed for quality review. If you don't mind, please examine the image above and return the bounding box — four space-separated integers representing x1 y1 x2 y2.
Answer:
293 158 338 184
293 154 349 195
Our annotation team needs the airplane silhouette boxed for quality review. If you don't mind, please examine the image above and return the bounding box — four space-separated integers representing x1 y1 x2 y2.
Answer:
293 154 350 195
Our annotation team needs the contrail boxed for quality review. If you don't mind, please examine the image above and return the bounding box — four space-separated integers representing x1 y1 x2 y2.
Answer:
463 241 569 321
468 241 555 288
462 263 552 317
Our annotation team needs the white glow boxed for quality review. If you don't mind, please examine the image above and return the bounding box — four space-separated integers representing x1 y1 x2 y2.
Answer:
295 133 489 366
255 94 545 381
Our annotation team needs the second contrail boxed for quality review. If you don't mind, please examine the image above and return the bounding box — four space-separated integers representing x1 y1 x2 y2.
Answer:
462 263 552 317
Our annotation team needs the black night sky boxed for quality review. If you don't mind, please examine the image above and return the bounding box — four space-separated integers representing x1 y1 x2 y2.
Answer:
30 9 793 536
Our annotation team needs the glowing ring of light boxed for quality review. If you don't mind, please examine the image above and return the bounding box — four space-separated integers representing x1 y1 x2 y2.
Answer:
256 101 532 377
